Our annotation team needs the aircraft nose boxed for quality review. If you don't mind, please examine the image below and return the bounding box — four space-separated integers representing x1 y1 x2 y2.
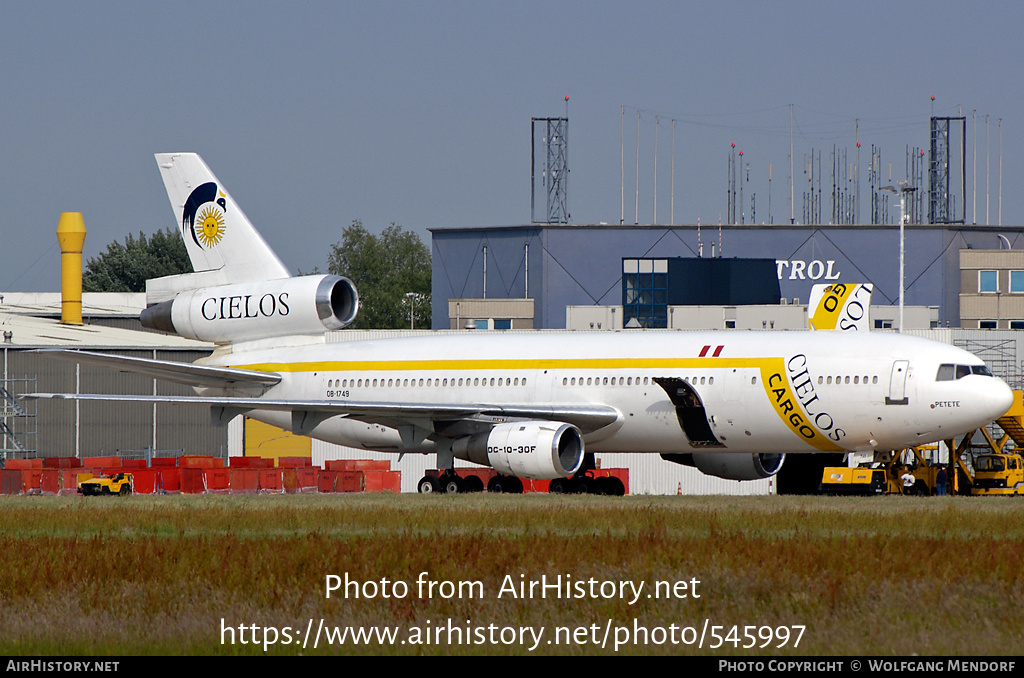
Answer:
986 379 1015 421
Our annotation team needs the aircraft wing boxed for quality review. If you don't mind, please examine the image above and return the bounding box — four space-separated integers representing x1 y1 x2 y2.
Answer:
23 393 621 435
33 349 281 388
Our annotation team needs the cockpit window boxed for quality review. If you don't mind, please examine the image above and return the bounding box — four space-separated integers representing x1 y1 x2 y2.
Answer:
937 363 994 381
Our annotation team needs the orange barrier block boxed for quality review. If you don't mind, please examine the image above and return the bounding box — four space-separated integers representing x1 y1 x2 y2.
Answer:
278 457 313 468
43 457 81 469
282 468 298 494
56 469 81 495
230 457 275 468
363 471 401 493
122 459 147 469
258 469 284 493
40 470 59 495
1 470 22 495
179 456 218 469
20 469 43 495
337 471 365 493
89 456 122 468
130 470 161 495
295 467 318 493
229 468 259 494
317 471 337 493
160 468 180 493
5 459 42 470
326 459 391 472
283 467 320 493
152 458 177 467
205 469 229 493
179 468 207 494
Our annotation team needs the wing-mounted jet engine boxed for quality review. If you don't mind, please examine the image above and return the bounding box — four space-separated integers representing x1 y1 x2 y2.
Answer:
660 452 786 481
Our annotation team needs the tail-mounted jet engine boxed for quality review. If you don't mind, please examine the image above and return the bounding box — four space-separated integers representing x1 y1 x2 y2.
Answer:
141 274 358 343
451 421 584 479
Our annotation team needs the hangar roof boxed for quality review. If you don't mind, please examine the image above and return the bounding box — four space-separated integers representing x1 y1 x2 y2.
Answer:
0 292 145 318
0 310 210 350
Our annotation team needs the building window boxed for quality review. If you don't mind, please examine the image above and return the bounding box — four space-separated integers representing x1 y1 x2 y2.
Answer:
622 258 669 329
979 270 998 293
1011 271 1024 293
980 320 998 329
874 319 893 329
1011 321 1024 330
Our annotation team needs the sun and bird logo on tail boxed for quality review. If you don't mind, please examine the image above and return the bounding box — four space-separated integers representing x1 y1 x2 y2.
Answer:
182 182 227 249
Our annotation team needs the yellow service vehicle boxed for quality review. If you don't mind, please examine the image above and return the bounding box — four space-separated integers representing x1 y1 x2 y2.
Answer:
819 467 887 495
971 453 1024 496
78 472 133 496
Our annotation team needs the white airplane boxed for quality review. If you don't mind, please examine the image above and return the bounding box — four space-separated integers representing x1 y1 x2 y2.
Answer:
30 154 1014 494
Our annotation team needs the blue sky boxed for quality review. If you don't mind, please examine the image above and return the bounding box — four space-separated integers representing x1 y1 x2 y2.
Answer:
2 1 1021 291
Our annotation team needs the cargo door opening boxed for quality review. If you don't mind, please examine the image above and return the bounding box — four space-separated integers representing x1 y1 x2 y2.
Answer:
653 377 724 448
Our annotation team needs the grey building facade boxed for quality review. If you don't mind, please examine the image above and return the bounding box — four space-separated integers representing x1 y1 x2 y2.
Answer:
431 223 1024 330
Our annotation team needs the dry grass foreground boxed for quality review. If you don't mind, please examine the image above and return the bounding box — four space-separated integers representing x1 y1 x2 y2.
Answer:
0 493 1020 656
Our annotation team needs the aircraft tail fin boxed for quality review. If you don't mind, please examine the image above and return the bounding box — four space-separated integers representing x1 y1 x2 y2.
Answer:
144 154 359 342
154 153 290 286
807 283 873 331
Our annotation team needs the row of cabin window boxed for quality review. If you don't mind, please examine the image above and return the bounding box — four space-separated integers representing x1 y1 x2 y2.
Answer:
327 374 878 389
326 377 527 388
819 375 877 385
562 376 654 386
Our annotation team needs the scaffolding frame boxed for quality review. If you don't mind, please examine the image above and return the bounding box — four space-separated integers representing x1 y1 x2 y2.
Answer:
1 377 37 460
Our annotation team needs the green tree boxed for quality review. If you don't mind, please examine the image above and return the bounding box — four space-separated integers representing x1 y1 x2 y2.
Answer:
327 220 431 329
82 228 192 292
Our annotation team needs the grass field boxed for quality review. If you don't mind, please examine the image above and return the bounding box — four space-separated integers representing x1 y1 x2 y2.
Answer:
0 493 1021 655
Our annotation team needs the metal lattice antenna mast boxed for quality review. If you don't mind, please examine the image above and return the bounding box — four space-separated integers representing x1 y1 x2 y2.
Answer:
530 100 569 224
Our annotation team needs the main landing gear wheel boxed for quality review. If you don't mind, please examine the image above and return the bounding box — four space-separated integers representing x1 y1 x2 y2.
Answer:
597 476 626 496
417 476 441 494
442 475 465 494
463 475 485 493
487 475 523 494
548 478 568 494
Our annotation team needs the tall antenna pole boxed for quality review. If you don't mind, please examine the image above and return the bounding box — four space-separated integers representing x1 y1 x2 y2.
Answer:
620 105 624 225
524 244 529 299
855 119 860 224
972 110 977 225
670 119 675 225
635 110 640 225
789 104 795 224
999 118 1003 227
653 115 658 224
986 114 990 225
738 150 744 224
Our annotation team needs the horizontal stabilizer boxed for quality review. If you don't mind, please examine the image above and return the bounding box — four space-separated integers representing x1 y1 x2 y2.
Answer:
32 349 281 389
